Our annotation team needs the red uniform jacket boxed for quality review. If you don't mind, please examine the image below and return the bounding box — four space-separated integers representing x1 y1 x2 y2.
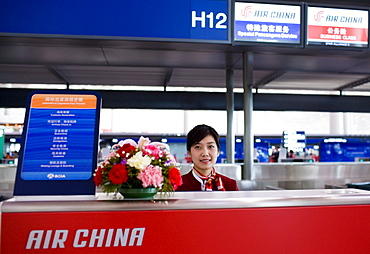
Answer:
177 171 239 191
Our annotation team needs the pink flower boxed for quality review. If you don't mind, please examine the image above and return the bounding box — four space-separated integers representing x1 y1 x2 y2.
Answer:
149 142 170 151
167 153 177 164
142 145 163 159
103 151 117 163
137 165 164 188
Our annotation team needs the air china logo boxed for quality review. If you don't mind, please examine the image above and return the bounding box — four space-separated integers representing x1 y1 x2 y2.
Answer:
26 228 145 249
314 11 325 22
47 173 66 179
241 6 253 17
312 10 364 24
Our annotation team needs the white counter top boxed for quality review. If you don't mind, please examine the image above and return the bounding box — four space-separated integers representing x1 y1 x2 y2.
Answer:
2 188 370 213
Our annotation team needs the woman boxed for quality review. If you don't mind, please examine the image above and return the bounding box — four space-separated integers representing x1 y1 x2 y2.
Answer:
177 124 239 191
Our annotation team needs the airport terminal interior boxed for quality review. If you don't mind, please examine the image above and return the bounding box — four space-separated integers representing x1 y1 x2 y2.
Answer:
3 0 370 252
2 0 370 199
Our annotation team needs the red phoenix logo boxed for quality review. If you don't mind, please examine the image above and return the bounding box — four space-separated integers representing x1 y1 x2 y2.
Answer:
241 6 253 17
314 11 325 22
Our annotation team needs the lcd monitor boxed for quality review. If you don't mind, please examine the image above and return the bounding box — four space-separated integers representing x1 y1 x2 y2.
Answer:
306 5 369 48
234 1 302 45
283 130 306 153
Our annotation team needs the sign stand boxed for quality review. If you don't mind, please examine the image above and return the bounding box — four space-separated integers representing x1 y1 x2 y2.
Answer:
13 90 102 200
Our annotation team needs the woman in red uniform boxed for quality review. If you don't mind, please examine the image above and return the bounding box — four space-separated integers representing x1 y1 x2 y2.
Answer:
177 124 239 191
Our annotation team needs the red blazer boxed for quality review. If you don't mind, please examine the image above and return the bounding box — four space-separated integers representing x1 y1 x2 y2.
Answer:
177 171 239 191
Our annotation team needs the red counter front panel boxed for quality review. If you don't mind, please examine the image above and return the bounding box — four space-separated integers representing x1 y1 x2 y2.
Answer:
2 205 370 253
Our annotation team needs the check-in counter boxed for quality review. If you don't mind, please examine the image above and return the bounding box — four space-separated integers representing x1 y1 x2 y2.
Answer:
2 189 370 253
252 162 370 190
181 162 370 190
2 162 370 200
0 165 16 199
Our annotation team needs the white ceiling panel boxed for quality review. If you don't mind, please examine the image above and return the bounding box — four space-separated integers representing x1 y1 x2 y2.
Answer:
2 37 370 92
264 72 368 90
54 66 168 86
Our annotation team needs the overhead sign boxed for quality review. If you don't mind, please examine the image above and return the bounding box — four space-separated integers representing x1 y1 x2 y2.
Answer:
13 91 101 197
0 0 229 42
307 6 369 47
283 130 306 152
234 2 302 44
320 142 370 162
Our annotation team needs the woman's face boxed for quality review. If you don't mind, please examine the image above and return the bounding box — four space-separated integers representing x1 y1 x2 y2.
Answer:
188 134 219 174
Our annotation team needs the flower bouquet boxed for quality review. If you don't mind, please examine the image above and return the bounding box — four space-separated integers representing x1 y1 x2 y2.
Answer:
94 136 182 197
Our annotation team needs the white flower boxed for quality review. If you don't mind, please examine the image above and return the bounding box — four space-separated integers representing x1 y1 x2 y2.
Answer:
127 151 151 170
138 136 150 149
118 139 137 147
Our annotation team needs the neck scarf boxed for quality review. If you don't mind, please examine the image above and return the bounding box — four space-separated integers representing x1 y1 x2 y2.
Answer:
192 167 225 191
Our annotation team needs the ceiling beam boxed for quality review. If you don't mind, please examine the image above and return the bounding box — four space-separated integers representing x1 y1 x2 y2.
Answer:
254 71 286 88
47 65 70 85
163 68 173 91
3 88 370 113
337 76 370 90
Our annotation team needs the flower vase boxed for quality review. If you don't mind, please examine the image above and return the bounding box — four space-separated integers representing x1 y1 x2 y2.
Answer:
118 187 158 199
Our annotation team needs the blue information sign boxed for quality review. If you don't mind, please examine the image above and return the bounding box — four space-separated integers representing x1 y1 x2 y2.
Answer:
21 108 97 180
13 91 102 197
0 0 229 42
255 142 269 163
319 142 370 162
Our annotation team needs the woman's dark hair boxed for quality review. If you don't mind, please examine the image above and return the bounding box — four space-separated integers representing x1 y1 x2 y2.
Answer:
186 124 220 151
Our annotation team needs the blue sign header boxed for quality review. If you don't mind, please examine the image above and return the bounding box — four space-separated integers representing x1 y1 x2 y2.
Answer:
0 0 229 42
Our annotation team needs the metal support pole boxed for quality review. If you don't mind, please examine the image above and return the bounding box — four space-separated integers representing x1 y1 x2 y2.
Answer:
243 52 254 180
226 68 235 164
